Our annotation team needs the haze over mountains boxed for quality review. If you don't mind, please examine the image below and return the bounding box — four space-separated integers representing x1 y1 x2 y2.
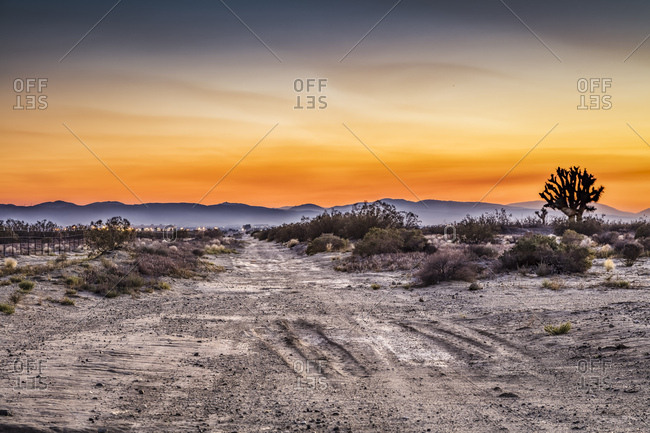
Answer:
1 200 647 228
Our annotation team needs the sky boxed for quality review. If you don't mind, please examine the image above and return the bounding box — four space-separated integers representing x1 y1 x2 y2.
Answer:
1 0 649 211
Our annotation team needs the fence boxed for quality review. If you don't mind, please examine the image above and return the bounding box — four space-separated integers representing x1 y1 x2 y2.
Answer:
0 231 85 256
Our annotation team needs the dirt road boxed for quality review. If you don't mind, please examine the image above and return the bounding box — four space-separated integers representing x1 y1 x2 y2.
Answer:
1 237 649 432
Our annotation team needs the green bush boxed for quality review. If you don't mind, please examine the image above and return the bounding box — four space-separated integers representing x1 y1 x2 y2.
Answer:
456 209 512 244
544 321 571 335
635 224 650 239
85 216 135 253
500 234 592 274
500 235 559 269
553 217 603 236
18 280 35 291
561 229 584 247
0 303 15 315
306 234 348 255
259 201 420 243
353 228 427 256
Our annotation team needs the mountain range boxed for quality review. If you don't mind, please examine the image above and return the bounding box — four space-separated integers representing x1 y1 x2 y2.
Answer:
0 200 647 228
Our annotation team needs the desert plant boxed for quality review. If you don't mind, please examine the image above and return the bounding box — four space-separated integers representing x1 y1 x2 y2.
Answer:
542 279 561 290
0 303 15 314
418 249 477 285
561 230 584 247
595 244 613 258
500 235 559 269
604 279 630 289
535 207 548 225
286 239 300 248
353 228 426 256
4 258 17 269
540 166 604 222
334 252 427 273
59 297 75 306
456 210 512 244
204 244 235 255
468 282 483 291
370 283 381 290
64 275 83 287
18 280 35 291
84 217 135 253
500 234 592 274
604 259 615 272
153 281 171 290
260 200 420 243
635 224 650 239
469 245 498 259
544 321 571 335
307 234 348 255
593 231 620 246
621 242 643 266
9 291 23 304
9 276 22 283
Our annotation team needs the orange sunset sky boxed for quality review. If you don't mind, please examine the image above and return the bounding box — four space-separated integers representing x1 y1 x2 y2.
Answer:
1 1 649 211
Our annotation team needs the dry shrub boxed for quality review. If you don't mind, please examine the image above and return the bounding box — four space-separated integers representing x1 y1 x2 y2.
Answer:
500 234 592 274
544 321 571 335
335 252 428 272
593 231 620 246
417 249 477 285
620 241 643 266
468 244 498 259
4 258 17 270
353 228 427 256
307 234 348 255
561 230 584 247
0 303 15 315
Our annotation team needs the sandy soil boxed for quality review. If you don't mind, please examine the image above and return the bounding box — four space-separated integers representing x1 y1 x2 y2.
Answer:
1 237 649 432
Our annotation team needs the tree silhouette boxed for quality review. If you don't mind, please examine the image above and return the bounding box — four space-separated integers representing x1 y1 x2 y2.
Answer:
539 166 604 222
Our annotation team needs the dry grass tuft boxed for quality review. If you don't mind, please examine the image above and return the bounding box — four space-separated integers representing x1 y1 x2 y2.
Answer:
544 321 571 335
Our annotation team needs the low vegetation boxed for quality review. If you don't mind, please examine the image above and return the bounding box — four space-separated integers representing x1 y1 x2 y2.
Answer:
353 228 428 256
306 234 348 255
544 322 572 335
18 280 35 291
417 249 477 285
258 201 420 243
500 234 593 274
0 303 15 315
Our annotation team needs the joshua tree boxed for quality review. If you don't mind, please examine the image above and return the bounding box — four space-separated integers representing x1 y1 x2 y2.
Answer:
539 166 604 222
535 207 548 225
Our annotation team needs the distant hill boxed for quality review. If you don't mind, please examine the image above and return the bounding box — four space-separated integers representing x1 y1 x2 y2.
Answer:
0 199 646 228
508 200 640 220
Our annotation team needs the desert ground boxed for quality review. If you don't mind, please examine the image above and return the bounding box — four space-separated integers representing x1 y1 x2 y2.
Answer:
1 236 649 432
